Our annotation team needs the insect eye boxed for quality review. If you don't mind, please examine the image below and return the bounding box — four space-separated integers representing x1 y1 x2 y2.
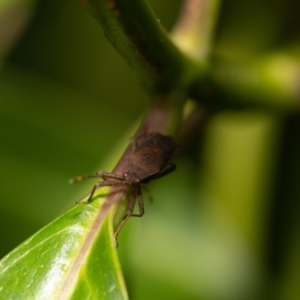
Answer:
123 172 128 177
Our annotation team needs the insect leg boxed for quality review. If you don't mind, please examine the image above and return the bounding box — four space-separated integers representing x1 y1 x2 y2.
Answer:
96 171 124 181
151 163 176 180
131 187 145 216
69 173 99 184
81 179 124 203
142 185 153 202
114 187 145 243
69 171 124 184
114 189 137 242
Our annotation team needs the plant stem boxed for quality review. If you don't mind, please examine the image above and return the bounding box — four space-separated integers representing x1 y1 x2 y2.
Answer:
93 98 182 237
171 0 221 61
78 0 203 94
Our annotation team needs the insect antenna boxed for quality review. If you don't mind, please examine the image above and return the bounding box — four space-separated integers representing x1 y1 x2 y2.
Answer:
68 173 99 184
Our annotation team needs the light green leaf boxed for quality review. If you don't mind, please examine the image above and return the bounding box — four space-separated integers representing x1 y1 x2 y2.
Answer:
0 192 128 299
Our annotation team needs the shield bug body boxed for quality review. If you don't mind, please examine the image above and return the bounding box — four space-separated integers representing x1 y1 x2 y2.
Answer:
71 132 179 240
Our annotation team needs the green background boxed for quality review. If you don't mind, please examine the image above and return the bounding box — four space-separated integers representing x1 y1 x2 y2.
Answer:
1 0 300 299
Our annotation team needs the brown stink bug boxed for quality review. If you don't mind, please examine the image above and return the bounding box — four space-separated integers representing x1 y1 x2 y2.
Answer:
70 132 179 240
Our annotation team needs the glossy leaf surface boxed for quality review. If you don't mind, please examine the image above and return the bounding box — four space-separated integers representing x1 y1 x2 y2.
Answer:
0 194 128 299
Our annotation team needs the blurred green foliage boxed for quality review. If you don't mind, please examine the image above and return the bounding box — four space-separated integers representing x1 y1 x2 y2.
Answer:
0 0 147 254
0 0 300 299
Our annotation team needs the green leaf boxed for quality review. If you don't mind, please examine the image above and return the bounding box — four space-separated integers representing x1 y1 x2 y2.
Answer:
0 192 128 299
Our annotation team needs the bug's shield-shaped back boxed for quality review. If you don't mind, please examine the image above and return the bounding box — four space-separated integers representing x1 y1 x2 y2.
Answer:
128 133 179 181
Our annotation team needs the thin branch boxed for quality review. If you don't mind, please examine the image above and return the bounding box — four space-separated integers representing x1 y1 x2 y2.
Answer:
87 95 183 231
78 0 203 94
